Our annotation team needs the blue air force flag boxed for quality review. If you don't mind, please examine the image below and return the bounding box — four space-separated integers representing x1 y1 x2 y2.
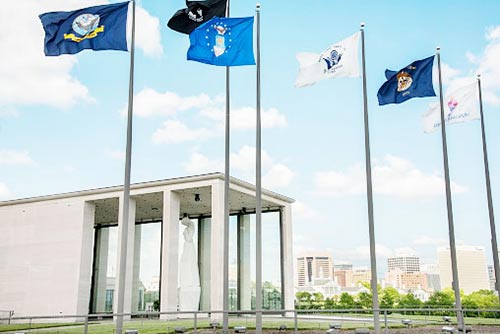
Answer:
295 32 360 88
187 16 255 66
377 55 436 105
422 82 479 133
39 2 129 56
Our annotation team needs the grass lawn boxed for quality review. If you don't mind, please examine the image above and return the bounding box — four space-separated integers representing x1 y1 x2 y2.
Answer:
1 315 499 334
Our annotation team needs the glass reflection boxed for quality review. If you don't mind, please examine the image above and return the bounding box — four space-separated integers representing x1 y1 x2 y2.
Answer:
90 225 118 313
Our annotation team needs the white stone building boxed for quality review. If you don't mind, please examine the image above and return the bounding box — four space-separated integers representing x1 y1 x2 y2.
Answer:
296 251 334 286
0 173 294 318
437 245 490 294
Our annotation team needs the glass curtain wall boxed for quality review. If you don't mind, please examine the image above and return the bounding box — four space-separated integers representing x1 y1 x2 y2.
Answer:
91 221 162 314
198 217 211 311
133 222 161 312
237 211 282 310
90 210 282 314
90 225 118 313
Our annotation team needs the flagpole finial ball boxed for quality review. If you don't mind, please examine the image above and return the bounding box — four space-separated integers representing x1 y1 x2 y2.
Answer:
360 22 365 28
477 74 481 79
256 3 261 10
436 46 441 52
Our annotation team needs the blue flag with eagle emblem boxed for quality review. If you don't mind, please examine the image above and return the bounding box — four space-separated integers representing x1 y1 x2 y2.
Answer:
187 16 255 66
39 2 129 56
377 55 436 105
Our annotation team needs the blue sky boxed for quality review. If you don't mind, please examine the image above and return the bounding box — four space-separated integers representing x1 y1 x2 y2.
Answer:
2 0 500 274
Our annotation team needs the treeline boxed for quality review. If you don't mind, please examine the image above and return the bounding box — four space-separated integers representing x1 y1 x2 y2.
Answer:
295 287 500 317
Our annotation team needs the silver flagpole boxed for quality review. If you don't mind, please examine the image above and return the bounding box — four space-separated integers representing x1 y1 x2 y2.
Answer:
116 1 136 334
360 23 380 334
477 74 500 302
436 47 464 328
223 0 231 331
255 4 262 334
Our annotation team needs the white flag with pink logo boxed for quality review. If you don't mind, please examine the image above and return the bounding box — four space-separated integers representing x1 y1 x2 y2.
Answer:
422 82 479 133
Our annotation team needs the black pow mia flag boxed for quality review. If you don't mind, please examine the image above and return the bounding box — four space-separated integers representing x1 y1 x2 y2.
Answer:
167 0 227 34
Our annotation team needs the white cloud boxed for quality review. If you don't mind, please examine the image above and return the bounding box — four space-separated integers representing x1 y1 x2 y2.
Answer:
314 154 467 197
293 201 324 222
412 235 448 247
459 25 500 106
0 1 106 110
394 247 417 256
135 6 163 57
0 182 11 198
332 243 394 262
152 120 212 144
182 146 294 188
126 88 212 117
440 63 461 85
183 152 223 174
0 1 162 111
200 106 288 130
486 26 500 41
263 163 295 189
0 150 35 166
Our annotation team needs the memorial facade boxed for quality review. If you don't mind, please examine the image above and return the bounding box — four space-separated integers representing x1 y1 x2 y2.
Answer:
0 173 294 317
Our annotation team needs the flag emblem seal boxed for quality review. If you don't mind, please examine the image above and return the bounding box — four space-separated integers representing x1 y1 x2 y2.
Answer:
64 14 104 42
208 21 232 57
322 49 342 71
397 71 413 92
447 98 458 113
187 8 204 22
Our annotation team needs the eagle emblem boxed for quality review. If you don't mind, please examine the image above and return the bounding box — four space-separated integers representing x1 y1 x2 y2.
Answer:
397 71 413 92
72 14 100 36
322 49 342 70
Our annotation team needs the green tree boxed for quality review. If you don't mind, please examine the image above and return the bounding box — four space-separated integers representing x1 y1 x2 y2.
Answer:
462 289 500 317
425 289 454 308
380 287 400 309
311 292 325 309
338 292 356 309
324 297 337 309
357 291 373 309
295 291 312 309
399 293 423 312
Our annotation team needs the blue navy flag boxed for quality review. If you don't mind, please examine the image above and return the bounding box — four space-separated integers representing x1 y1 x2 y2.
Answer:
187 16 255 66
377 55 436 105
39 2 129 56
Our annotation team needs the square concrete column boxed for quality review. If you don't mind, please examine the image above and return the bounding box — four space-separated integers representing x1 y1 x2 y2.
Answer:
131 226 142 312
160 190 180 319
114 197 137 317
238 214 251 310
210 180 224 317
76 201 96 315
281 204 294 311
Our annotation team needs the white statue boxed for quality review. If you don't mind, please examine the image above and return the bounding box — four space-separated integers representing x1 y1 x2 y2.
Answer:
178 215 200 311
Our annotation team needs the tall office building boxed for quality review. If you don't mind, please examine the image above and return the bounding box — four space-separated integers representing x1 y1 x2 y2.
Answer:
296 252 334 286
387 255 420 273
351 267 372 286
421 263 441 292
385 269 427 290
334 262 353 271
437 246 489 294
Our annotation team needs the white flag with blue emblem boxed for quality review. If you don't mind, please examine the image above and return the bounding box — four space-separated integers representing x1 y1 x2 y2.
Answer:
422 81 478 133
295 32 360 88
